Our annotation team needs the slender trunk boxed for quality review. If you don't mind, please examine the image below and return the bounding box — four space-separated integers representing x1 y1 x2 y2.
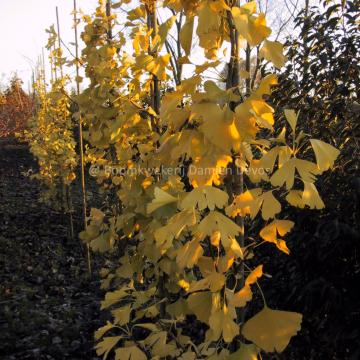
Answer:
147 0 165 317
227 1 245 328
245 44 251 95
175 13 183 82
106 0 113 43
55 7 64 79
105 0 118 167
60 178 67 244
74 0 92 276
146 2 160 116
66 185 75 241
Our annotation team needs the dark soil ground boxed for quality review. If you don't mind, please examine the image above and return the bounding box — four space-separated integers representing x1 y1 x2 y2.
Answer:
0 138 104 359
1 137 359 360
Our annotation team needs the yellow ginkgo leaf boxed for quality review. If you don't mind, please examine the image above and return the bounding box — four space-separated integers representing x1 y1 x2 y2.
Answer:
260 40 287 68
261 191 281 220
195 61 222 75
205 80 231 103
232 6 271 46
90 207 105 224
284 109 298 134
242 307 302 353
302 182 325 209
89 232 115 253
114 346 147 360
295 159 319 183
278 145 293 167
147 187 178 214
228 265 263 308
189 270 225 293
188 153 232 187
246 265 263 286
101 286 132 310
197 103 241 152
127 6 146 21
259 147 280 174
218 251 236 273
259 219 294 254
286 190 304 208
197 1 224 59
234 102 259 142
135 53 170 80
208 304 239 343
250 99 275 130
310 139 340 172
228 236 244 259
154 209 197 250
225 189 262 218
229 285 252 308
180 16 194 55
144 331 177 357
210 230 221 247
226 189 280 220
271 158 318 190
95 336 122 360
156 15 176 50
275 127 287 144
197 211 243 248
176 235 204 269
111 304 131 325
254 74 278 97
239 0 257 14
166 298 191 319
180 186 229 211
187 291 212 324
270 159 295 190
94 321 114 341
227 342 259 360
160 91 184 122
161 106 190 131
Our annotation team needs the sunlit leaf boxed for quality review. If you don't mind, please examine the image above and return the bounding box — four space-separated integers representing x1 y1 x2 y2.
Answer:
242 307 302 353
310 139 340 172
260 40 287 68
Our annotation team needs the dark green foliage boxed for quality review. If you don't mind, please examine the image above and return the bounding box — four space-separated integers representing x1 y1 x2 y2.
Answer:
266 1 360 358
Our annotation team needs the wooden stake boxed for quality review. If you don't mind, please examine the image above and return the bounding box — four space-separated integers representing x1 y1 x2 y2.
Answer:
52 44 58 81
146 0 166 318
56 7 64 78
42 48 47 95
55 6 74 242
73 0 92 277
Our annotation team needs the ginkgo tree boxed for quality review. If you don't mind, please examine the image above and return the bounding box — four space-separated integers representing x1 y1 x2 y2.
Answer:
68 0 340 358
21 26 77 213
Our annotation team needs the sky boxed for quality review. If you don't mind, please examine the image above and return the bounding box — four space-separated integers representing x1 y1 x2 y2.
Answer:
0 0 98 91
0 0 305 92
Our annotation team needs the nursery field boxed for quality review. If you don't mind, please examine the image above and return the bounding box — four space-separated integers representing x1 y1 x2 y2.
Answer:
0 0 359 359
